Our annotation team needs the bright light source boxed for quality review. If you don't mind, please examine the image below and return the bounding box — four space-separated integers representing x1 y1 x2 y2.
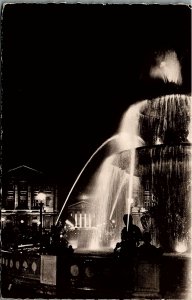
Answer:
79 193 89 200
175 241 187 253
140 207 147 213
66 219 75 227
155 137 162 145
1 217 6 222
111 220 115 224
36 192 46 201
20 220 24 224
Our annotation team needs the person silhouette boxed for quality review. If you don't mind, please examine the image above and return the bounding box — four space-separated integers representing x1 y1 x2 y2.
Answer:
114 214 142 292
138 232 163 260
114 214 142 257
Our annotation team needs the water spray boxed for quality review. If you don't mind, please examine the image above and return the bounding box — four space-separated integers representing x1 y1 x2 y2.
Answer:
126 198 134 232
55 134 120 225
109 174 128 221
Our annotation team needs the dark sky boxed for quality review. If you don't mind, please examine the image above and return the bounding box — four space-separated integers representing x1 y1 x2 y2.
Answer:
2 4 191 188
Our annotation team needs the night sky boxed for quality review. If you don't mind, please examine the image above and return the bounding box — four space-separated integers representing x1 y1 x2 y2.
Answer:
2 4 191 191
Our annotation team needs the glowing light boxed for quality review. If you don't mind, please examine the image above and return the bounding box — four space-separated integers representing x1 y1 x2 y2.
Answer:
36 192 46 201
175 241 187 253
155 137 162 145
78 193 89 200
68 239 78 249
150 50 182 85
66 219 75 227
1 217 6 222
20 220 24 224
140 207 147 213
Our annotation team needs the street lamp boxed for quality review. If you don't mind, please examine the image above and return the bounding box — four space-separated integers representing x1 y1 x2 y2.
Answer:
36 192 46 252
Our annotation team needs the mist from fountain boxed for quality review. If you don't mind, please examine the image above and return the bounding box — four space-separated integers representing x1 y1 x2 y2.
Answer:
85 101 146 249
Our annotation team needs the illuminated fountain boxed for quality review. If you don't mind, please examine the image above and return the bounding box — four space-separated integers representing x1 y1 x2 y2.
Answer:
57 50 191 254
83 94 191 252
52 50 192 299
113 94 192 252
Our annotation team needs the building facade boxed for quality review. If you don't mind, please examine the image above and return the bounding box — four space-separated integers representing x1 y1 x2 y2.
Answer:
2 165 58 230
67 200 94 229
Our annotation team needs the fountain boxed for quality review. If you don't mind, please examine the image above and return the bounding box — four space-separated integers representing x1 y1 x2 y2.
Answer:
54 50 191 298
113 94 192 252
79 94 191 253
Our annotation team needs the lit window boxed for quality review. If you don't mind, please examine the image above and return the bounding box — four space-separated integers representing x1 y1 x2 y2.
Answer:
46 196 51 206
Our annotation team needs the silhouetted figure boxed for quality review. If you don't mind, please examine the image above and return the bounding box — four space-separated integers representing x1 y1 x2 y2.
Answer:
46 225 74 255
122 214 142 244
114 214 142 257
138 232 163 260
114 214 142 293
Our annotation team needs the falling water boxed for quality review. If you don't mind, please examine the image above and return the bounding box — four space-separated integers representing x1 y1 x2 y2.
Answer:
118 101 147 231
85 101 146 249
84 94 191 250
109 174 128 221
114 94 191 251
57 93 191 253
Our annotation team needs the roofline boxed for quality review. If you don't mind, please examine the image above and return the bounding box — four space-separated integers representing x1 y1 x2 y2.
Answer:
7 165 43 174
68 200 89 208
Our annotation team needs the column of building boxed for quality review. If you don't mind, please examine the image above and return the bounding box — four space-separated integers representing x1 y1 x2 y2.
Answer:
28 185 32 209
14 184 18 209
74 211 92 228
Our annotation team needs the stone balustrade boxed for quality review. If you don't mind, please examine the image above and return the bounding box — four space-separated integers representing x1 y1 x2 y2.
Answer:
1 250 190 298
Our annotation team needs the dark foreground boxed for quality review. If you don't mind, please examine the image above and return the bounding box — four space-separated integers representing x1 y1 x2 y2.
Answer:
1 248 191 299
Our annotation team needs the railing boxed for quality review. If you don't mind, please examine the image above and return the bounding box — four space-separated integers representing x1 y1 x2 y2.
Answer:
2 250 40 279
1 250 190 298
